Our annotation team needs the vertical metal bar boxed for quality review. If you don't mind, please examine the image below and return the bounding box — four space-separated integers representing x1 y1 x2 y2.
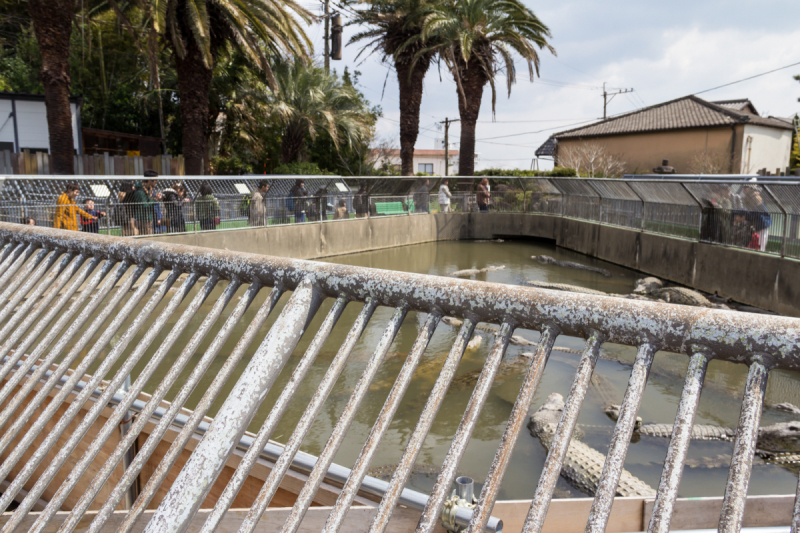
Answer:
0 267 179 518
200 297 349 533
585 342 656 533
681 183 704 242
467 325 559 533
0 263 142 463
792 471 800 533
763 185 789 257
234 299 378 533
142 279 322 533
0 256 111 425
648 348 710 533
0 242 24 280
718 360 769 533
37 276 234 533
279 304 409 533
0 243 35 293
322 311 442 533
522 331 604 533
416 322 514 533
109 286 285 533
368 318 476 533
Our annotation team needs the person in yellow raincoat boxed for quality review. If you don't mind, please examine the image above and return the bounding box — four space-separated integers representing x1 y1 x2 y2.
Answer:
54 183 96 231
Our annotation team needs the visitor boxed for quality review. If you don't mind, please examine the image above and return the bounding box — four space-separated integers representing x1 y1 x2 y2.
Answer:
54 182 97 231
194 182 220 231
161 183 187 233
290 179 308 223
477 178 491 212
316 187 329 221
116 182 137 236
354 183 369 218
249 180 269 227
21 217 35 226
79 199 106 233
438 179 453 213
741 185 772 252
333 199 348 220
414 179 430 213
130 171 159 235
152 192 166 233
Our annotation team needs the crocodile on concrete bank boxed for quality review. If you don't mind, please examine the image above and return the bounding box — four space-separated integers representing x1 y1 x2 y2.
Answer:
531 255 612 277
648 287 712 307
633 276 664 295
528 393 656 497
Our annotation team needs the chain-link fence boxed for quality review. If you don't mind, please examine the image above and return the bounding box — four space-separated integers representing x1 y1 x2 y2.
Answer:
2 175 799 259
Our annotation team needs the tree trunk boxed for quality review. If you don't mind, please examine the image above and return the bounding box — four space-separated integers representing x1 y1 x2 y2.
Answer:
175 38 213 175
280 123 306 164
455 57 487 177
29 0 75 175
396 60 428 176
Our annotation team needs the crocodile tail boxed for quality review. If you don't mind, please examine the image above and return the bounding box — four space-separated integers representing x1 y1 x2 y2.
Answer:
639 424 675 438
560 439 656 497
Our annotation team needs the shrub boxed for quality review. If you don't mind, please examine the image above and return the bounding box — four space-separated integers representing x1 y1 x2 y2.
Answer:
272 161 334 175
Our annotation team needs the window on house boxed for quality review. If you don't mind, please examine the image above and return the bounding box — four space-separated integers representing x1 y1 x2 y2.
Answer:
418 163 433 174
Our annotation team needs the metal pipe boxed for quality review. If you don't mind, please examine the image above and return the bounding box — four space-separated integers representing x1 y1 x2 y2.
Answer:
719 360 770 533
467 325 559 533
368 318 478 533
143 279 323 533
0 242 25 281
0 267 179 519
648 348 710 533
792 470 800 533
235 299 378 533
523 331 604 533
111 286 285 533
0 243 37 296
585 342 656 533
322 311 442 533
416 322 514 533
278 304 409 533
200 297 348 533
44 276 234 533
0 262 140 463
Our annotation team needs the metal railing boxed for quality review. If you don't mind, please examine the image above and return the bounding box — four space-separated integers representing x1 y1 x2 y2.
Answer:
1 176 799 261
0 223 798 533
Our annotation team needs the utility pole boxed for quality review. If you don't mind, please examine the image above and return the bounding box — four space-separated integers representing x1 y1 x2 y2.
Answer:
324 0 330 73
439 117 460 176
602 82 634 119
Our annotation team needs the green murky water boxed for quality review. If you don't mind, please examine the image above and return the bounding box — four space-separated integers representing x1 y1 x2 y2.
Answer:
69 240 800 500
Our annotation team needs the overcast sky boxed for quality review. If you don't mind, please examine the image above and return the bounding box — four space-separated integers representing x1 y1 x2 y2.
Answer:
306 0 800 170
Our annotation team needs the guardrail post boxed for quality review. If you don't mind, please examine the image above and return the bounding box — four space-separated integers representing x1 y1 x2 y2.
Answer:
585 179 604 224
680 183 704 242
762 185 789 258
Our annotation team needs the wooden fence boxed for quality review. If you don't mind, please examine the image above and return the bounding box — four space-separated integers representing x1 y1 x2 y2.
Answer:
0 151 185 176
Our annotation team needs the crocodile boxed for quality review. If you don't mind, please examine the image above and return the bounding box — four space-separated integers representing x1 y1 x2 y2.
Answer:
528 393 656 497
647 287 712 307
531 255 612 277
525 281 608 296
451 265 506 277
633 276 664 295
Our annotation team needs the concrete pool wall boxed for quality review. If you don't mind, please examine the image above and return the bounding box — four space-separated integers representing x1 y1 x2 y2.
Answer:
144 213 800 317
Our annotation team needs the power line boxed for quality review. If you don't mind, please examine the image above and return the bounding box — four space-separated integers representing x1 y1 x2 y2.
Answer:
693 60 800 95
474 119 598 141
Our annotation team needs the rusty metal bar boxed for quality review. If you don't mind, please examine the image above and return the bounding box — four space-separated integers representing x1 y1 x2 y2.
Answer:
0 242 26 281
647 348 710 533
523 331 605 533
467 325 559 533
111 285 285 533
235 299 378 533
0 267 182 519
718 360 769 533
0 256 113 427
585 342 657 533
368 318 477 533
279 304 409 533
416 322 515 533
793 472 800 533
322 311 442 533
200 296 348 533
0 262 142 463
142 279 323 533
30 275 230 533
0 243 38 299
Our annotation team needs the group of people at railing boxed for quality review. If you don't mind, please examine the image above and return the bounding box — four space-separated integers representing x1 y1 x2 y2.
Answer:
698 184 772 251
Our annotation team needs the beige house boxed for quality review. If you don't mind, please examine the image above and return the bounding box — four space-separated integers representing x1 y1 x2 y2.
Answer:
370 148 463 175
547 96 794 175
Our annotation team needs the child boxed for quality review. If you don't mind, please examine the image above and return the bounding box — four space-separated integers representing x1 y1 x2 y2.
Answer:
80 200 106 233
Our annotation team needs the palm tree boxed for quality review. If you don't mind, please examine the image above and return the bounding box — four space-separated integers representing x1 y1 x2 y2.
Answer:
268 60 373 164
348 0 439 175
418 0 554 175
150 0 312 174
28 0 76 174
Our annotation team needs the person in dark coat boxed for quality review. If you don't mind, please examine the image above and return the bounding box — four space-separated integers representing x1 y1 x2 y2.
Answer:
290 180 308 222
354 183 369 218
79 200 106 233
161 183 187 233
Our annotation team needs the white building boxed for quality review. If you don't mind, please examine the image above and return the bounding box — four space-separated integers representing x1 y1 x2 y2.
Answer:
0 93 83 154
370 145 481 176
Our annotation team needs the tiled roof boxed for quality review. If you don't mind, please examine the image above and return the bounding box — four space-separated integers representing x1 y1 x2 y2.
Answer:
712 99 758 114
535 136 556 157
554 95 792 139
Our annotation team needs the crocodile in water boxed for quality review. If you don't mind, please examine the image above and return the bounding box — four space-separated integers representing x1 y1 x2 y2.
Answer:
531 255 612 277
528 393 656 497
525 281 608 296
451 265 506 277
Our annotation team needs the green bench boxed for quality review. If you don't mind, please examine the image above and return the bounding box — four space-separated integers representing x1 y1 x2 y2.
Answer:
374 200 413 216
